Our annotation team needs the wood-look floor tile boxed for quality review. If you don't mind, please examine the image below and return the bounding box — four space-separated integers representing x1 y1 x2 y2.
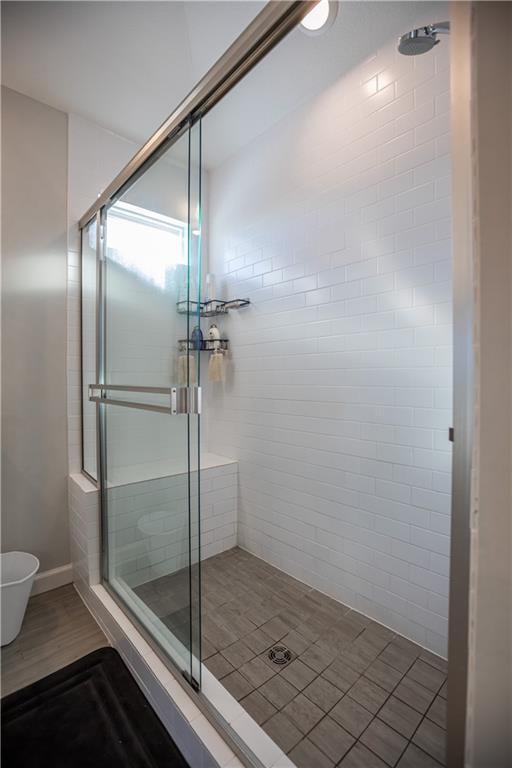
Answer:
377 696 423 740
412 718 446 765
407 660 446 694
347 677 389 714
360 717 408 766
339 742 389 768
262 711 303 753
364 658 404 692
394 676 436 715
426 695 446 729
282 692 324 734
303 676 344 712
330 695 374 738
397 743 443 768
289 738 335 768
281 659 317 691
308 715 355 764
259 674 299 709
1 585 106 698
239 690 277 725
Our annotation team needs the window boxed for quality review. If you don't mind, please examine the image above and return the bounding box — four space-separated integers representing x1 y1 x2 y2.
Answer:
107 201 187 290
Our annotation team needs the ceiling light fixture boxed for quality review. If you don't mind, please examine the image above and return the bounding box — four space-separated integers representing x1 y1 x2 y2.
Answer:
300 0 337 35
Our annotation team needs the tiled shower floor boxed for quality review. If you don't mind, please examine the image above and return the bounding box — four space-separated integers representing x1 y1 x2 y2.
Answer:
139 548 448 768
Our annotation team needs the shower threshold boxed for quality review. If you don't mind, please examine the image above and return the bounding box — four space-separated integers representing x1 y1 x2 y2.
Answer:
136 548 448 767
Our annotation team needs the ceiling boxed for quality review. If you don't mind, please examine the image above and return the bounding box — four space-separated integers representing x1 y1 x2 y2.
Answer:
1 0 265 144
203 1 448 167
2 1 447 169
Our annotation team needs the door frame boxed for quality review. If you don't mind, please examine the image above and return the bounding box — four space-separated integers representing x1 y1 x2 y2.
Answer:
77 2 475 764
446 4 473 765
90 123 204 690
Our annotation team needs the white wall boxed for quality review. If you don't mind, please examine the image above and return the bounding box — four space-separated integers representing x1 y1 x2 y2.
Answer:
1 87 69 572
465 4 512 765
206 26 452 655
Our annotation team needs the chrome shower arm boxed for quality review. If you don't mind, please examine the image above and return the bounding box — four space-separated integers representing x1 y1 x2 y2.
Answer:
430 21 450 35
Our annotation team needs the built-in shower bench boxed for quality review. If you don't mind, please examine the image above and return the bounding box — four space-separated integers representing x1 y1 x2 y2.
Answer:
107 453 238 588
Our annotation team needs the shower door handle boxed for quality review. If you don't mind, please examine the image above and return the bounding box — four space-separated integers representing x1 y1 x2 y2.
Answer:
88 384 201 415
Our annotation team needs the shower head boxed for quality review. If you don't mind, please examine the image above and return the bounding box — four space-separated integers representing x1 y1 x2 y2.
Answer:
398 21 450 56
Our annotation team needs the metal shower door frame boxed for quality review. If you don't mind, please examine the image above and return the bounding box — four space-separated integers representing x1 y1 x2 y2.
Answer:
78 1 318 231
77 2 473 764
90 123 204 689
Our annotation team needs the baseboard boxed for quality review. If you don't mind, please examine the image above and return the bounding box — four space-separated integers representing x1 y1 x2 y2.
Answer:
32 563 73 595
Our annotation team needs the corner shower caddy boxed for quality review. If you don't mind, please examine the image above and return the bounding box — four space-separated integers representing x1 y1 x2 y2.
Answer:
176 298 250 317
178 338 229 353
177 297 250 353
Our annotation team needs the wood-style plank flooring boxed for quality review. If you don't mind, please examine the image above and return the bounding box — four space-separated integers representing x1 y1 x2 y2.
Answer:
1 583 107 697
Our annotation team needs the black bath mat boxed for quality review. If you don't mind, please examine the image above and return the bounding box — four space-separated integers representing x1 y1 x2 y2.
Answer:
1 647 190 768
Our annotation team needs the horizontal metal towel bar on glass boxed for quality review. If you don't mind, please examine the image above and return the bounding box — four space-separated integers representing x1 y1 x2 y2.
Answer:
88 384 201 415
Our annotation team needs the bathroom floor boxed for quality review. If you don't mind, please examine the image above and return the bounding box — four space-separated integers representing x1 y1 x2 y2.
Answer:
137 547 447 767
1 584 106 697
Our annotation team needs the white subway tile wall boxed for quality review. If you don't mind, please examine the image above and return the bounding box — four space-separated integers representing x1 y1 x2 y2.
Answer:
205 35 452 655
69 474 100 590
109 463 238 587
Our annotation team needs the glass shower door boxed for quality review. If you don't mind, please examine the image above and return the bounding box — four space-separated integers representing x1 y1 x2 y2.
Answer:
92 121 202 687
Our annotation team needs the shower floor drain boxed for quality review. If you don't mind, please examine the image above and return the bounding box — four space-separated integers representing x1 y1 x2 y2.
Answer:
268 645 293 666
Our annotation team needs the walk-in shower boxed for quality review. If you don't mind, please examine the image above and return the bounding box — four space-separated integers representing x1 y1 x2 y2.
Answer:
79 2 454 765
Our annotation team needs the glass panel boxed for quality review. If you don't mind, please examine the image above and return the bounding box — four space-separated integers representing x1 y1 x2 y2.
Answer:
100 125 202 684
81 218 98 479
188 118 202 686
